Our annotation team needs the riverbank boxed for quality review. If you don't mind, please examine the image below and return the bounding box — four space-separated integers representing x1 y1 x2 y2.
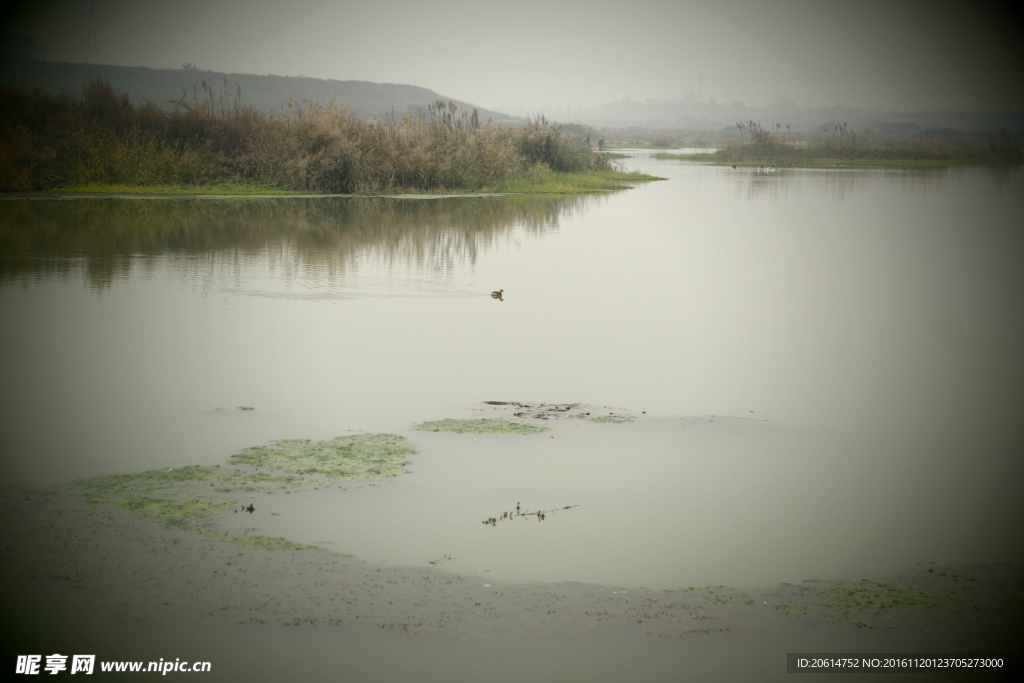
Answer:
37 168 663 197
1 79 664 196
652 120 1021 167
653 153 984 167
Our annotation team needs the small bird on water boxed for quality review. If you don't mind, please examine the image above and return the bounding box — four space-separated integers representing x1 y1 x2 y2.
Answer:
491 289 504 300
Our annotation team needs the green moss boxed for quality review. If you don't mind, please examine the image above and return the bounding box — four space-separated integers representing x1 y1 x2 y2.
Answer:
414 418 550 434
228 434 416 479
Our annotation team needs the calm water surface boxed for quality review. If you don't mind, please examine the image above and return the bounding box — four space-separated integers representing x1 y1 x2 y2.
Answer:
2 155 1023 590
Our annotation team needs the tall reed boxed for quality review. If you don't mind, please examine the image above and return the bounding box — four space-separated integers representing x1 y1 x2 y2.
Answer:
0 78 610 192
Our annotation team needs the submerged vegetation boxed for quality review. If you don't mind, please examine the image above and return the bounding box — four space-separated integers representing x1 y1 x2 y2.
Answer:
0 78 660 194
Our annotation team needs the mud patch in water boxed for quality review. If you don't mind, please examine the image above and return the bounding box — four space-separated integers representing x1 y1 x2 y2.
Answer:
414 418 549 434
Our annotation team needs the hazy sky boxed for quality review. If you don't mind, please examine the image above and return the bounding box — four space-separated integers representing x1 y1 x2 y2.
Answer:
3 0 1023 112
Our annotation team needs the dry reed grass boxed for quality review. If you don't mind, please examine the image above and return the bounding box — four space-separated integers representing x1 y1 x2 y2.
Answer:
0 78 610 192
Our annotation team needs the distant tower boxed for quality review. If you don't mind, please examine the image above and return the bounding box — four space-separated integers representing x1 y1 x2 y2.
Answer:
87 0 99 64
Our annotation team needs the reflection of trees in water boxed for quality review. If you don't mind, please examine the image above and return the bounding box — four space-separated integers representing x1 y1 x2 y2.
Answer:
0 194 603 290
730 166 953 203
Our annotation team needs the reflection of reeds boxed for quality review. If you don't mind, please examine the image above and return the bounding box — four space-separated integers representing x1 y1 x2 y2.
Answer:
0 78 612 193
0 193 606 289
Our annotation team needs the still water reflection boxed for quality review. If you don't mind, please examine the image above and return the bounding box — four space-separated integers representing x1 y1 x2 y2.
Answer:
2 158 1022 588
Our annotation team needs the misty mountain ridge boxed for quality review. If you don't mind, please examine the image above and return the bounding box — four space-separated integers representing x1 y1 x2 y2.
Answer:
2 59 1021 136
529 96 1024 135
0 59 514 122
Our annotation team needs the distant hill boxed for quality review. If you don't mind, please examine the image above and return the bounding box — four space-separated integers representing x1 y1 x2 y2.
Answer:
531 98 1024 135
0 59 514 121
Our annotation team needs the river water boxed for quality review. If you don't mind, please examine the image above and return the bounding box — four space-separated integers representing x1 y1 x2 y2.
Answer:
2 154 1023 674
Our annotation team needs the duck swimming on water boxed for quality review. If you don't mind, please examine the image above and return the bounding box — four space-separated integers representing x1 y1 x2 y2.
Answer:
491 289 504 300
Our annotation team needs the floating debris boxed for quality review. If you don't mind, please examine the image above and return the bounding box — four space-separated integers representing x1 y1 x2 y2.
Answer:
414 419 549 434
481 401 635 423
482 503 579 526
583 415 633 424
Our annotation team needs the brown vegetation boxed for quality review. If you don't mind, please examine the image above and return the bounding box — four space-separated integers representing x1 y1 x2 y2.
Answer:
716 120 1024 165
0 78 613 193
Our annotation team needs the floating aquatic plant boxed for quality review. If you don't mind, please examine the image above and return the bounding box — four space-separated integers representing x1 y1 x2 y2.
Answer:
210 532 314 552
74 433 417 550
819 583 962 616
75 465 225 504
118 496 234 529
229 434 416 479
678 586 754 605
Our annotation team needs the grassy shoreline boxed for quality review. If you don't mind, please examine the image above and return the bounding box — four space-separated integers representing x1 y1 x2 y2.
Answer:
654 152 976 167
646 119 1020 167
37 169 663 197
1 78 662 195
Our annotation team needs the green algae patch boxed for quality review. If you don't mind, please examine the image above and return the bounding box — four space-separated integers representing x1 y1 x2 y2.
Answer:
214 533 315 552
75 465 226 504
229 434 416 479
73 433 416 552
583 416 634 424
119 496 234 529
414 418 550 434
773 603 811 619
820 583 961 615
679 586 755 606
210 471 306 493
816 583 963 626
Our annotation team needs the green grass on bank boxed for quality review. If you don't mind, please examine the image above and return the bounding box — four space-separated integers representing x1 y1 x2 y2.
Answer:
41 169 664 197
482 169 664 194
1 79 624 195
45 182 311 195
